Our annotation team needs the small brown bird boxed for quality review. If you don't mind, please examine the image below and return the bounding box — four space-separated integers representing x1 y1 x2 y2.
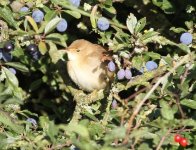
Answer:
66 39 113 92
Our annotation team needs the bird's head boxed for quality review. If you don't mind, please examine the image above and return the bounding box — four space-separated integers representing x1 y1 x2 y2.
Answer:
66 39 93 61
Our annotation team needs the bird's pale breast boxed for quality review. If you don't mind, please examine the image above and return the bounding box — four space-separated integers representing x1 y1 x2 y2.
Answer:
67 59 107 92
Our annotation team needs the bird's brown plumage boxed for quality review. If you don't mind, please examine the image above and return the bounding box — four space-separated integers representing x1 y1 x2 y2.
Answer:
66 39 113 92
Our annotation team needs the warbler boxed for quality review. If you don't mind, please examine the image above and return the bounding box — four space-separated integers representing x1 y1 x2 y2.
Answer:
66 39 113 92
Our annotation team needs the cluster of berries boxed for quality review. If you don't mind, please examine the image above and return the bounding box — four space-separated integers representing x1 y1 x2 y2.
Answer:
29 0 81 32
174 134 188 147
20 6 69 33
107 60 158 80
31 9 68 33
108 61 132 80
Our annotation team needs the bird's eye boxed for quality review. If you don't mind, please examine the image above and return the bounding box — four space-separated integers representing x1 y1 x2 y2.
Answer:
76 49 80 52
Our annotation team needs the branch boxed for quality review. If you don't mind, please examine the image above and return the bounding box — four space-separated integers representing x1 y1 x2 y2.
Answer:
116 65 168 92
123 53 193 144
67 86 105 123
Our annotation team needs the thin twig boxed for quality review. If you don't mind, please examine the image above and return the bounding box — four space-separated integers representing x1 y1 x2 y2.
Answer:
173 93 185 119
180 67 189 85
172 128 195 133
156 128 172 150
124 87 148 101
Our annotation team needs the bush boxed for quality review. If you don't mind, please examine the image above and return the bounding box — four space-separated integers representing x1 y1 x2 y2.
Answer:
0 0 195 149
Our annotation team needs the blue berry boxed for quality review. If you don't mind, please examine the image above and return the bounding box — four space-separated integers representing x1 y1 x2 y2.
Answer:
26 44 40 60
180 32 193 45
108 61 115 72
117 69 125 80
2 51 12 62
125 69 132 79
145 61 158 71
112 99 117 109
4 41 14 52
32 10 44 23
69 0 81 7
20 6 29 12
8 68 16 74
26 118 37 127
26 44 38 52
56 19 68 32
97 17 110 31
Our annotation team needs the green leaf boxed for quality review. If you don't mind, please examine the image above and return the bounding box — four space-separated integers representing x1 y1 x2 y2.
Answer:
44 9 57 22
44 17 61 35
176 44 190 53
88 122 104 137
0 6 18 29
134 17 146 34
48 42 66 63
102 5 116 15
0 0 10 6
51 0 69 6
170 27 187 33
138 143 151 150
181 119 196 128
162 0 176 14
126 13 137 34
38 41 48 55
145 52 161 60
185 21 194 30
67 123 90 139
29 79 42 92
160 100 174 120
0 133 7 149
152 0 163 7
84 111 99 121
39 116 50 131
0 109 24 134
47 121 58 143
140 31 159 42
152 0 176 14
181 99 196 109
64 10 81 19
4 62 29 73
2 67 18 87
46 33 67 47
25 16 39 33
132 55 145 69
104 127 126 142
1 67 24 99
130 127 158 139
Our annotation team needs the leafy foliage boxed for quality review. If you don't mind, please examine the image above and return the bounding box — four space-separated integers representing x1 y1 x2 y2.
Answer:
0 0 195 149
